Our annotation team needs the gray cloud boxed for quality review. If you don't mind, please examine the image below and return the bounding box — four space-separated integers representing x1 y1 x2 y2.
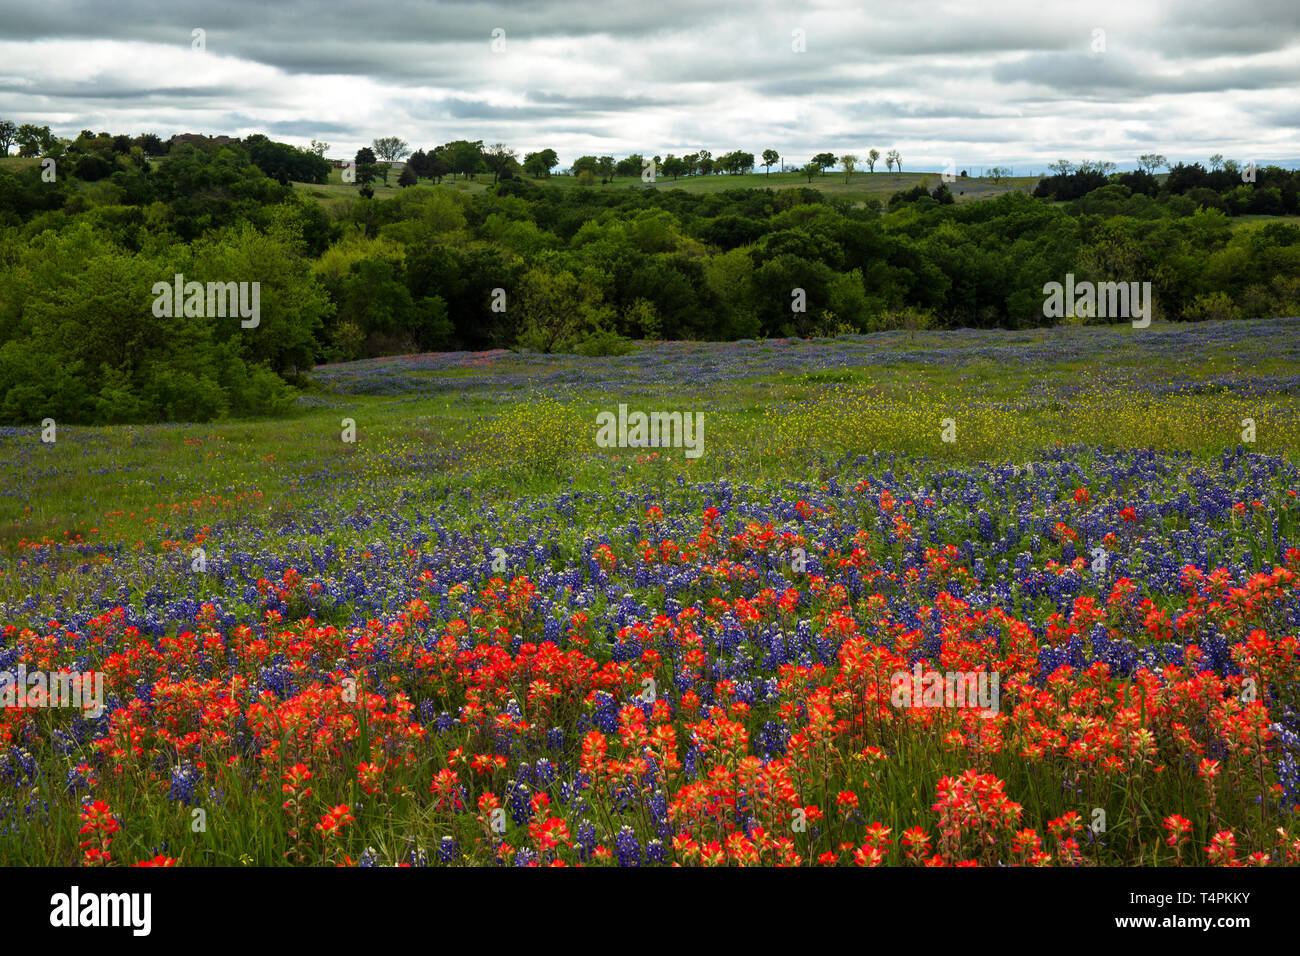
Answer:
0 0 1295 171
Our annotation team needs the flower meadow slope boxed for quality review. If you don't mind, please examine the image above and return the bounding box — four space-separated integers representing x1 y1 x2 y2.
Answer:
3 440 1300 866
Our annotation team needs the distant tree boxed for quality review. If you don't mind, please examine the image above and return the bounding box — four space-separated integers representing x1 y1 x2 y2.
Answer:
866 148 879 173
132 133 166 156
373 137 410 163
0 120 14 156
523 148 558 177
577 168 596 186
398 164 418 187
427 149 451 182
717 150 754 174
572 155 599 176
308 139 330 157
354 146 378 191
801 161 819 183
16 124 55 157
662 155 688 180
407 148 429 178
762 148 780 176
1047 159 1075 176
615 153 645 178
812 152 836 175
483 143 517 184
986 166 1007 184
886 149 901 173
244 133 331 184
1209 153 1224 171
442 140 484 179
1137 153 1168 174
597 155 616 181
840 153 858 182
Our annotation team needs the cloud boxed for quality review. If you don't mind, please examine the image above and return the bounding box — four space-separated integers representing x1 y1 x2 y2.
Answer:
0 0 1295 171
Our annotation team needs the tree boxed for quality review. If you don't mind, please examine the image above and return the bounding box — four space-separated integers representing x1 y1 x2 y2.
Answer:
597 155 615 182
812 152 836 175
571 155 599 177
483 143 517 184
615 153 646 178
373 137 410 163
1209 153 1224 172
16 124 55 157
886 149 901 173
662 155 688 180
427 150 451 183
801 161 819 183
133 133 166 157
840 154 858 182
866 148 880 173
354 146 378 192
0 120 15 156
762 149 780 176
244 134 331 184
1137 153 1168 175
308 139 329 157
516 267 610 353
398 164 418 187
986 166 1007 184
442 140 484 179
523 148 558 178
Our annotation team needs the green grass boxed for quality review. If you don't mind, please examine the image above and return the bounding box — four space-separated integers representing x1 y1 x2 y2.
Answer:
286 168 1039 210
4 321 1297 556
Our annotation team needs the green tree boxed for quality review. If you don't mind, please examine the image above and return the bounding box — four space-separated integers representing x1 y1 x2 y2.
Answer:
523 148 558 177
373 137 410 163
516 267 610 352
483 143 517 184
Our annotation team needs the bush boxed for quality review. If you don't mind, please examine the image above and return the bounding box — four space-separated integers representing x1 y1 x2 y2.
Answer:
574 326 634 356
1182 291 1240 323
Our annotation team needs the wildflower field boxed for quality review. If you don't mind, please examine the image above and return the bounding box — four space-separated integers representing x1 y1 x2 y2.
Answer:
4 318 1300 868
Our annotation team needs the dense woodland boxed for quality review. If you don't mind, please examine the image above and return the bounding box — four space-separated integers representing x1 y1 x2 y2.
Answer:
1 130 1298 424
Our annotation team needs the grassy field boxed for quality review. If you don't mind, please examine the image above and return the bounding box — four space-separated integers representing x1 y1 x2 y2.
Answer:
290 165 1037 209
4 318 1297 565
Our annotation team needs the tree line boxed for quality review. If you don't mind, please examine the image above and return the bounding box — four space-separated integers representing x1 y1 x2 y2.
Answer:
1 130 1298 424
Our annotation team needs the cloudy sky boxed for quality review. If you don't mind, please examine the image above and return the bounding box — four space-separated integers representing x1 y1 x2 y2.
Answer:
1 0 1297 173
